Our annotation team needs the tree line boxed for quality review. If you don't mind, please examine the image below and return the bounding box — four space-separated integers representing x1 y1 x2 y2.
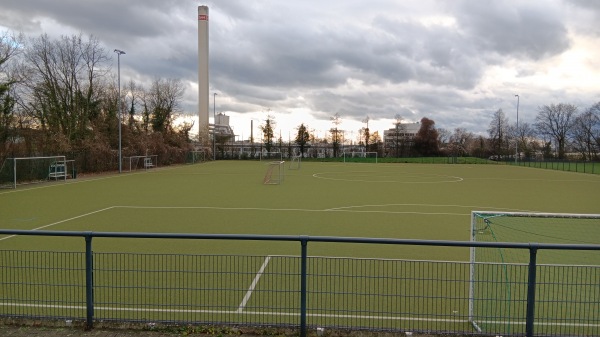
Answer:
0 32 193 172
259 103 599 161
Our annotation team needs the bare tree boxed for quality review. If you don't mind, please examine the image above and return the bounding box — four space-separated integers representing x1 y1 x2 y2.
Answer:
0 31 22 146
391 114 407 157
148 78 184 133
535 103 577 159
570 102 600 160
488 109 510 157
22 33 109 143
329 113 343 157
362 115 370 151
515 122 536 159
449 128 473 157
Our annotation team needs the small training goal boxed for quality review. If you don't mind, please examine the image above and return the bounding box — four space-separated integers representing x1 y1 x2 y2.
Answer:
260 152 283 161
343 152 378 163
122 155 158 171
263 161 285 185
187 150 207 164
0 156 68 189
289 155 301 170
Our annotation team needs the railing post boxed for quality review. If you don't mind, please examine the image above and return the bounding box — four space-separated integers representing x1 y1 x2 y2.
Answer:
300 236 308 337
525 244 539 337
84 233 94 330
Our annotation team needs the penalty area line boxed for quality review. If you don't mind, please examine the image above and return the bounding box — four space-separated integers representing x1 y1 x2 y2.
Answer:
0 206 115 242
237 256 271 313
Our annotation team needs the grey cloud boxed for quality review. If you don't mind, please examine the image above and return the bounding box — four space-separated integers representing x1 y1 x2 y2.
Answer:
452 1 571 60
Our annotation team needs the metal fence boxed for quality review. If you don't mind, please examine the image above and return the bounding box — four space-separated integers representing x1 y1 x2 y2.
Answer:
0 231 599 337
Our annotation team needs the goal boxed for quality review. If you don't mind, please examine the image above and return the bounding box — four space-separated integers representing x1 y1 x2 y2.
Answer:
0 156 67 189
122 155 158 171
469 211 600 334
343 151 378 163
260 152 283 161
187 150 207 164
263 161 285 185
289 155 301 170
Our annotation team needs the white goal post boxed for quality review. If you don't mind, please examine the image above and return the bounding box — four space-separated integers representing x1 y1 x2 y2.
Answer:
468 211 600 334
187 150 207 164
289 155 301 170
122 155 158 171
343 151 378 163
263 161 285 185
0 156 67 189
260 152 283 161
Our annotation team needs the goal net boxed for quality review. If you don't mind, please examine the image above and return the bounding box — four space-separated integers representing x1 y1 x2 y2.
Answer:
469 211 600 335
263 161 285 185
260 152 283 161
122 155 158 171
289 155 301 170
343 152 378 163
187 150 207 164
0 156 67 189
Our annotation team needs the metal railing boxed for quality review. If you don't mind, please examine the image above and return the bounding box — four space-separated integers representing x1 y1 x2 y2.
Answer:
0 230 599 336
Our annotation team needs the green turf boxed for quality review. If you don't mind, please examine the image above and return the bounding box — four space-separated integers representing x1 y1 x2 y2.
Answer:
1 161 599 333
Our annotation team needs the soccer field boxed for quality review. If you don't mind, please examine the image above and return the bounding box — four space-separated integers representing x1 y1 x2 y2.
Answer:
1 161 599 334
1 160 599 255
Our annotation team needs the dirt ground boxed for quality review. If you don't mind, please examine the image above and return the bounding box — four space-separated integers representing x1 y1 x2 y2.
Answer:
0 325 184 336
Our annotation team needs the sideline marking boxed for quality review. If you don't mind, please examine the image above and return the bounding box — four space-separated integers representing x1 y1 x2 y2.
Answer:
0 207 114 242
237 256 271 313
112 205 471 216
0 302 597 327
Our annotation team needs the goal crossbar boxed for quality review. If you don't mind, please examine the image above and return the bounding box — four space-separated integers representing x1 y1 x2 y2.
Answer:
263 161 285 185
0 156 67 189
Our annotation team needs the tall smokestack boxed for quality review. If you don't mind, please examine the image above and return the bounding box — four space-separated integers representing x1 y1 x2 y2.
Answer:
198 5 209 142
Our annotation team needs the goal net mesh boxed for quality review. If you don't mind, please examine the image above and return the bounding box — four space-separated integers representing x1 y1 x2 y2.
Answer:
187 151 206 164
469 211 600 335
343 152 378 163
0 156 66 189
263 161 284 185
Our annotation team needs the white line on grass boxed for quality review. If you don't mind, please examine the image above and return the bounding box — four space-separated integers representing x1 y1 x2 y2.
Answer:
0 206 114 242
111 205 471 217
1 302 598 328
237 256 271 313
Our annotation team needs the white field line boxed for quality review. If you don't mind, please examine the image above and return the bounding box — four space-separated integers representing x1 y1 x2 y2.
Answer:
237 256 271 313
1 302 598 327
0 206 114 241
111 205 471 217
0 164 188 196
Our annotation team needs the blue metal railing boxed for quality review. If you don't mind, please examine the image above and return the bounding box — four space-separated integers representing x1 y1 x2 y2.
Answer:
0 230 599 337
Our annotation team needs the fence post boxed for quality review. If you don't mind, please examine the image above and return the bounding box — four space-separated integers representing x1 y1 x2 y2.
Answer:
525 244 539 337
300 236 308 337
84 233 94 330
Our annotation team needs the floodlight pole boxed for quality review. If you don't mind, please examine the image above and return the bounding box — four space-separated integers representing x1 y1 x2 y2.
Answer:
515 94 519 164
213 92 217 160
114 49 126 173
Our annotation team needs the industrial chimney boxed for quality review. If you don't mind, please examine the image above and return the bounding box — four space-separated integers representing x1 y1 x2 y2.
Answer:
198 5 209 142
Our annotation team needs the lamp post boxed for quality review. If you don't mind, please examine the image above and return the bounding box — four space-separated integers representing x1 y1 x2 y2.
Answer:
213 92 217 160
114 49 126 173
515 94 520 164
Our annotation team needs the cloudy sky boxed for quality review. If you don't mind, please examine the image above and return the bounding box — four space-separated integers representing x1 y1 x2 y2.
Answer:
2 0 599 140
